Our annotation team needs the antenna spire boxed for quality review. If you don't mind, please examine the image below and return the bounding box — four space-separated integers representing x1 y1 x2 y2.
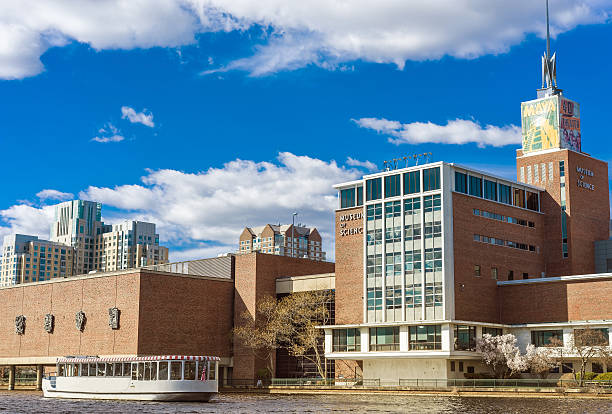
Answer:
541 0 558 93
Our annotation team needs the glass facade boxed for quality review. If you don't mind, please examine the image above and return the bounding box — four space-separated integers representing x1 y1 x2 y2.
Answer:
409 325 442 350
366 178 382 201
469 176 482 197
385 174 401 198
333 329 361 352
455 172 467 194
531 330 563 347
499 184 512 205
366 204 383 317
404 171 420 194
340 188 355 209
483 180 497 201
454 325 476 351
423 167 440 191
369 327 400 351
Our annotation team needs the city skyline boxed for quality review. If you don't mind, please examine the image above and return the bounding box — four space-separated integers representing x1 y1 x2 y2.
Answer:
1 2 611 262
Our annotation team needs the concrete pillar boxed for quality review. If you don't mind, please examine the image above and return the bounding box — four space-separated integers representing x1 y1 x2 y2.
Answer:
7 366 15 391
36 365 43 391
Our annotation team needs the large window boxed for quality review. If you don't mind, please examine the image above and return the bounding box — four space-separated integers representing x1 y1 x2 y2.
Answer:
454 325 476 351
531 330 563 347
333 328 362 352
369 327 400 351
357 186 363 206
409 325 442 350
455 171 467 194
513 188 526 208
404 170 421 194
340 188 355 208
423 167 440 191
469 176 482 197
483 180 497 201
573 328 610 346
526 191 539 211
483 327 503 337
366 178 382 201
385 174 401 198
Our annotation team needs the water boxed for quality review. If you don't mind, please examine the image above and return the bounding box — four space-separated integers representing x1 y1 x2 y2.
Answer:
1 391 611 413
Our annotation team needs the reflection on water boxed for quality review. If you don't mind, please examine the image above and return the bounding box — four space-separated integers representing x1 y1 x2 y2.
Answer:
1 391 611 413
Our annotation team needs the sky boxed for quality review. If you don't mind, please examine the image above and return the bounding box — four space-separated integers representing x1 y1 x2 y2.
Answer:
1 1 611 261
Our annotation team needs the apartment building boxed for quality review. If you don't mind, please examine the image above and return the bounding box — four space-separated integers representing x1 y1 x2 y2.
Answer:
0 235 74 287
239 224 326 261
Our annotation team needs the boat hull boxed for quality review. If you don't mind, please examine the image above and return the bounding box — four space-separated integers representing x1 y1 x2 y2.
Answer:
42 389 213 401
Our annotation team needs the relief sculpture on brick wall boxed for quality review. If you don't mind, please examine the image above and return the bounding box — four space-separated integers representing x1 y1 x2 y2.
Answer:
15 315 26 335
75 310 86 332
44 313 54 333
108 307 120 330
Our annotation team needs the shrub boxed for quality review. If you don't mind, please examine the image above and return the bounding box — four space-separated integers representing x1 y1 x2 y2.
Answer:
575 372 597 381
594 372 612 381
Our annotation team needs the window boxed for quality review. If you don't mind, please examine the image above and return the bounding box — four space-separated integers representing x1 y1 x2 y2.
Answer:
366 178 382 201
483 327 503 337
483 180 497 201
385 174 401 198
459 362 464 372
340 188 356 208
170 362 182 380
531 330 563 347
158 362 169 380
526 192 539 211
491 267 498 280
455 171 467 194
573 328 609 346
496 184 511 205
507 270 514 281
404 171 420 194
357 186 363 206
423 167 440 191
469 176 482 197
450 361 456 372
467 366 475 374
513 188 526 208
409 325 442 350
333 328 361 352
474 265 480 277
184 361 197 380
369 327 400 351
523 272 529 280
454 325 476 351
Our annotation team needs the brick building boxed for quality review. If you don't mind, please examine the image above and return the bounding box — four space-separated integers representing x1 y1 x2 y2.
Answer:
324 56 611 382
238 224 326 261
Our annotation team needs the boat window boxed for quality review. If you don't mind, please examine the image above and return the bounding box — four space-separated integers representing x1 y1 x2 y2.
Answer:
197 362 206 381
97 363 105 377
151 362 158 381
112 363 121 376
158 361 169 380
170 362 182 380
131 363 138 380
73 364 81 376
144 361 157 381
81 363 88 376
106 363 113 376
122 363 131 377
58 364 65 377
89 363 96 376
137 363 144 381
184 361 196 380
209 361 216 381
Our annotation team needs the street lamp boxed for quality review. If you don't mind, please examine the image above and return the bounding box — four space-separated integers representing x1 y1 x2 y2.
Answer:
292 212 298 258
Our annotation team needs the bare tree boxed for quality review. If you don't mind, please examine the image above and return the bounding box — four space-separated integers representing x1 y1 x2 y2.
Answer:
232 295 290 378
277 290 333 380
567 328 611 387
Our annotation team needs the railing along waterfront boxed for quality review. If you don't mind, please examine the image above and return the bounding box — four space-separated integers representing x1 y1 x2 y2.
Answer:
261 378 612 389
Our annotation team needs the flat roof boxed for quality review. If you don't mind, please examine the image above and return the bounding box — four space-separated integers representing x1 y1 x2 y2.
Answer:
497 272 612 286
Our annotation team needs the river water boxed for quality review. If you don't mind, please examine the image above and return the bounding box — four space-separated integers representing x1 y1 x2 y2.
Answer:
1 391 611 413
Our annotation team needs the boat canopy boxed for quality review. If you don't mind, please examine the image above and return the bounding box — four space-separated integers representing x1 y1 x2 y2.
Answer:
57 355 220 363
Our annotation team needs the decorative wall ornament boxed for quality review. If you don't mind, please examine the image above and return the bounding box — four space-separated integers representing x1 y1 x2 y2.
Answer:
75 311 86 332
44 314 55 334
108 307 120 330
15 315 26 335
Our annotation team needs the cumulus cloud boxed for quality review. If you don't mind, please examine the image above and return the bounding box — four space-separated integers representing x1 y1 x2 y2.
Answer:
346 157 377 171
0 204 55 240
121 106 155 127
353 117 521 148
1 1 611 79
36 189 74 201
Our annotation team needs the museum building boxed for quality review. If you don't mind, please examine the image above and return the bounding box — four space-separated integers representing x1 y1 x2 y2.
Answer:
325 53 611 382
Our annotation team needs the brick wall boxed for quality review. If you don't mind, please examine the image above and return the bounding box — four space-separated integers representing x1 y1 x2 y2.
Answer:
500 277 612 324
334 207 364 325
452 193 546 323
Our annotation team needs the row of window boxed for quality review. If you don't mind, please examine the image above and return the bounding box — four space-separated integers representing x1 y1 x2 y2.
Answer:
473 234 537 253
57 360 217 381
455 171 539 211
531 328 610 347
331 325 443 352
340 167 441 209
473 265 531 280
472 209 535 228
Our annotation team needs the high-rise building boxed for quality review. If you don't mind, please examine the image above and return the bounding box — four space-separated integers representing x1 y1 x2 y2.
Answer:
94 220 169 272
0 235 75 287
50 200 104 275
239 224 326 261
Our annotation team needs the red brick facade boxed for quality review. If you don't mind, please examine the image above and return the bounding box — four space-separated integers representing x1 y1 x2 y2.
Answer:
335 207 364 325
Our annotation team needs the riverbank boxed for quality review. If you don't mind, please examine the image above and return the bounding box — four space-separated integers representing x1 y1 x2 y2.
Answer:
220 386 612 399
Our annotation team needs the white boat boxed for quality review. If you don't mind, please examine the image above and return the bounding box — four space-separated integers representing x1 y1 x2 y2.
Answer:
42 355 219 401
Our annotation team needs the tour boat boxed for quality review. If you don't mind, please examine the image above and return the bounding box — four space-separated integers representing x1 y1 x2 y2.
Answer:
42 355 219 401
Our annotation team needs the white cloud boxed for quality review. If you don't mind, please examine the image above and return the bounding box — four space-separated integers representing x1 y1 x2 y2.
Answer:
121 106 155 127
0 204 54 240
2 1 611 79
353 117 521 148
91 135 125 143
346 157 377 171
36 189 74 201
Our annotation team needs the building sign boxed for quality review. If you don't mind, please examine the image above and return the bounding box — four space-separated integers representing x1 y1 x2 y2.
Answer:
576 166 595 191
521 96 581 154
338 212 363 237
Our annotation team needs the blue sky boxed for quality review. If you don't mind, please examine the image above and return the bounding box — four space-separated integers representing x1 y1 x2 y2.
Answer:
0 1 611 260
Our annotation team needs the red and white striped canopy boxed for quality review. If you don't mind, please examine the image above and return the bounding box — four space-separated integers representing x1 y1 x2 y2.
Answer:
57 355 220 363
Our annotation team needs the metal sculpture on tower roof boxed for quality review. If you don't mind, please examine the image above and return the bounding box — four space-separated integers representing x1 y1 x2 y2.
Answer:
541 0 557 91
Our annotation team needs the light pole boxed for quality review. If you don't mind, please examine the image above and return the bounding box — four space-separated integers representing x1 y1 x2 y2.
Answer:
292 212 298 258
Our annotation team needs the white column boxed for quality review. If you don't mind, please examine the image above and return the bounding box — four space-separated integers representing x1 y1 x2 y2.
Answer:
324 329 333 354
442 324 452 352
361 327 370 352
400 325 409 352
